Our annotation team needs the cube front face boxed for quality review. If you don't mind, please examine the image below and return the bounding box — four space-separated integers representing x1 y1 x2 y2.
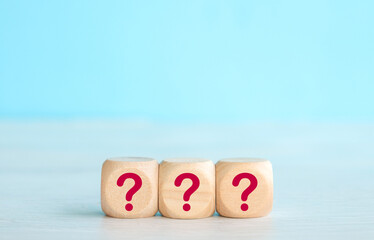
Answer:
216 159 273 218
159 159 215 219
101 158 158 218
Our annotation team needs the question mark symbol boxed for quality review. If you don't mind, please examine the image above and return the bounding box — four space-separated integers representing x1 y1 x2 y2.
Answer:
232 173 258 211
117 173 142 211
174 173 200 211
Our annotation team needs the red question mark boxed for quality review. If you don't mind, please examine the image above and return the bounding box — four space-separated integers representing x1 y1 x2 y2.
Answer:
174 173 200 211
232 173 258 211
117 173 142 211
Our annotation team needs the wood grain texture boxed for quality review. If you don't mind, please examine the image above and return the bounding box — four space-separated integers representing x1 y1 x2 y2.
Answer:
216 158 273 218
101 157 158 218
1 121 374 239
159 158 215 219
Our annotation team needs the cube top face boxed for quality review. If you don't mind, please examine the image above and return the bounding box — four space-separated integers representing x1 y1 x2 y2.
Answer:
163 158 211 163
106 157 156 162
219 157 268 163
216 158 273 218
159 159 215 219
101 157 158 218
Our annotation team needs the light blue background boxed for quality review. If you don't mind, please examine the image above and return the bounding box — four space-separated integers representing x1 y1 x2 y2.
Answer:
1 0 373 122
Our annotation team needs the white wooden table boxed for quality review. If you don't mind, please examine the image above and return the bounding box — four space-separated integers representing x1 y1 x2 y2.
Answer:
1 121 373 239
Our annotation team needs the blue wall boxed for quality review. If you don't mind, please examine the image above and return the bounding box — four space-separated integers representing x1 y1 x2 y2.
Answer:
1 0 373 121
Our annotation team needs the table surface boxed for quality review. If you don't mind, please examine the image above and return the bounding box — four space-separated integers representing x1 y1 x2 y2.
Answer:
1 121 373 240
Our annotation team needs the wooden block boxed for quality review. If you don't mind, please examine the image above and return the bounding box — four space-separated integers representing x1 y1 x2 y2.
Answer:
159 158 215 219
101 157 158 218
216 158 273 218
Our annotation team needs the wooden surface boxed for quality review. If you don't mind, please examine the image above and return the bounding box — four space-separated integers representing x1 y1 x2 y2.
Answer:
1 121 374 239
159 159 215 219
101 158 158 218
216 158 273 218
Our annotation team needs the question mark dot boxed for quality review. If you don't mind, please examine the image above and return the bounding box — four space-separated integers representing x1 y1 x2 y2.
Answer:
241 204 248 211
183 204 191 211
125 203 133 211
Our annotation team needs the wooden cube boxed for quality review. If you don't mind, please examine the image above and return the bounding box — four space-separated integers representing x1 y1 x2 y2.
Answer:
101 157 158 218
159 158 215 219
216 158 273 218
